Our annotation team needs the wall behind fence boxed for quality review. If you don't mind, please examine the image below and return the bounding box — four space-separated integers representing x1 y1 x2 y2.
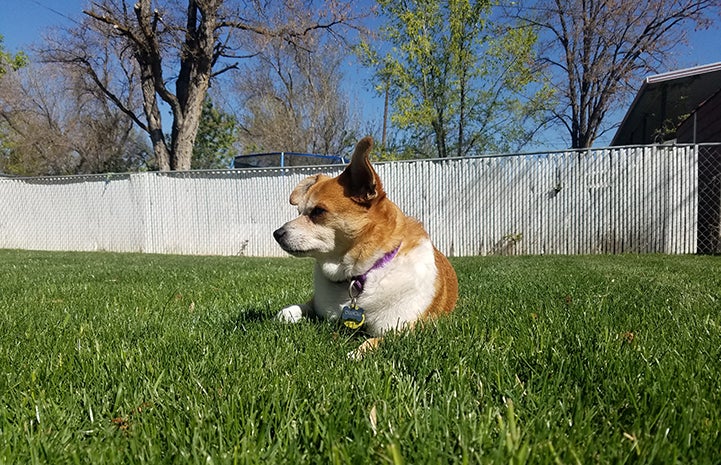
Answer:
1 145 715 256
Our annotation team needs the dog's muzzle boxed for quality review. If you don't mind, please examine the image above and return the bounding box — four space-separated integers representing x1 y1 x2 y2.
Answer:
273 226 300 255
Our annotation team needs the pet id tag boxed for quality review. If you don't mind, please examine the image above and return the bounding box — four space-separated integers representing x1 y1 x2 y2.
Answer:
342 304 366 329
343 279 366 329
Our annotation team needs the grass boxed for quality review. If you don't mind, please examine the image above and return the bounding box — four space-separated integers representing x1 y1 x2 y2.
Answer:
0 249 719 464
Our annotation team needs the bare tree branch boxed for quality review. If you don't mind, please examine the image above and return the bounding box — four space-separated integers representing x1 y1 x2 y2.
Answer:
508 0 719 148
37 0 367 171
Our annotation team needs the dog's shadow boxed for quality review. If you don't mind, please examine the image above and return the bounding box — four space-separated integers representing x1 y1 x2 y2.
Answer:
222 307 275 334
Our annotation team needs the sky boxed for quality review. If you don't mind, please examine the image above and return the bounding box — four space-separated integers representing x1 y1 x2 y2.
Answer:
1 0 720 150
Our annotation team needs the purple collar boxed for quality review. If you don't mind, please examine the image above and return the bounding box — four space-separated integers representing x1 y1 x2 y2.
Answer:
350 244 401 295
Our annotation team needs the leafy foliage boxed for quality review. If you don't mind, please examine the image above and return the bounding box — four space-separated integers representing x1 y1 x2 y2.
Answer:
0 35 27 77
360 0 553 158
191 97 239 170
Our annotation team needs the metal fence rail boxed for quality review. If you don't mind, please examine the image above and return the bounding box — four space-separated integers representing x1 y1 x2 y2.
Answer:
1 144 719 256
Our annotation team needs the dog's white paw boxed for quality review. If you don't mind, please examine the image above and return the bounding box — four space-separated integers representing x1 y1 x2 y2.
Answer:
277 305 304 323
347 337 381 361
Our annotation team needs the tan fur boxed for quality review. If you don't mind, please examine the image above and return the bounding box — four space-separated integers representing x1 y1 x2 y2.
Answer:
428 248 459 318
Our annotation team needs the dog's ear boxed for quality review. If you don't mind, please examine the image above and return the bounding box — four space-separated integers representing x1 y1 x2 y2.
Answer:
342 136 383 204
290 175 321 206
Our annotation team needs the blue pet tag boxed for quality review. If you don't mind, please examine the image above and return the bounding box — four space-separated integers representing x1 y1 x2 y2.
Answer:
342 304 365 329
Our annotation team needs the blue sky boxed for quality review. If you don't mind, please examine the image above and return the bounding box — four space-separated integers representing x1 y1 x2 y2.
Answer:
2 0 720 149
1 1 83 51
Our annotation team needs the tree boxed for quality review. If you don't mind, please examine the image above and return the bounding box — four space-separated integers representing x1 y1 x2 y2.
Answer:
1 36 27 172
235 36 359 158
0 63 151 176
510 0 720 148
191 96 238 169
42 0 364 171
0 35 28 77
360 0 552 158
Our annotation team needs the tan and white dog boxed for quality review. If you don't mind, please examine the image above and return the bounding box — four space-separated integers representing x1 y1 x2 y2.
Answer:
273 136 458 357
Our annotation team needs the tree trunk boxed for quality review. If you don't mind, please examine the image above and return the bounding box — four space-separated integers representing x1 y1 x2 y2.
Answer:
137 57 171 170
433 119 447 158
170 81 209 170
168 0 216 171
382 80 389 150
458 71 466 158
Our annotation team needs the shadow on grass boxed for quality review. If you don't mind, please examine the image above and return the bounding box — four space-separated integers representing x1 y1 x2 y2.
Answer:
220 306 288 336
226 307 274 326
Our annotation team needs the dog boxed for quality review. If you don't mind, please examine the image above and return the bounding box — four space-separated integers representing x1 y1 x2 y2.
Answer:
273 136 458 358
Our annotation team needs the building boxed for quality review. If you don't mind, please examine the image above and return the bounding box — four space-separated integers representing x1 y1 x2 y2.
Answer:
676 88 721 144
612 62 721 146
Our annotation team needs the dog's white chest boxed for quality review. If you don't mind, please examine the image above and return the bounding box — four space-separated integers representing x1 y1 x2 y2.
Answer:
313 240 438 336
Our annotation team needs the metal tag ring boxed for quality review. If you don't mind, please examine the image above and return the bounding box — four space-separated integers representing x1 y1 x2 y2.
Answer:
348 279 362 300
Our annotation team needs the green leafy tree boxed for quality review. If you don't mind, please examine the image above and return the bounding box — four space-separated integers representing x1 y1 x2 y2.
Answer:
360 0 552 158
191 97 238 169
0 35 27 76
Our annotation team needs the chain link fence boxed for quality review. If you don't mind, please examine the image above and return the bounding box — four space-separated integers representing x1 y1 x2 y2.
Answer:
698 144 721 254
1 144 719 256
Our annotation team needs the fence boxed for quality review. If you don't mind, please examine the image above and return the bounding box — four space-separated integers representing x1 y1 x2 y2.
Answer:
1 144 719 256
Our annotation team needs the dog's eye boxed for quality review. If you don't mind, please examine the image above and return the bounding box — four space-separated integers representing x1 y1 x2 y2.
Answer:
309 206 326 219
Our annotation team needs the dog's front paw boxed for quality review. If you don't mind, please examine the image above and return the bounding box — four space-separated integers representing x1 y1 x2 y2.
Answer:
277 305 304 323
347 337 382 361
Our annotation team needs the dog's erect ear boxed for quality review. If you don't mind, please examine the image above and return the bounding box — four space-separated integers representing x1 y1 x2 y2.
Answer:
342 136 383 204
290 175 321 206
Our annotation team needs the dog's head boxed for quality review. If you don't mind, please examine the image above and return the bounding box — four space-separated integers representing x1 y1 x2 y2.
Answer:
273 137 387 259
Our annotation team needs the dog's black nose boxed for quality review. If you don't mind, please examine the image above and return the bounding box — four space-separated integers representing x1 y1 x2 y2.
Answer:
273 228 285 243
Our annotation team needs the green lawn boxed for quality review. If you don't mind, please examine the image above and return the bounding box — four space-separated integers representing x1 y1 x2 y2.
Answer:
0 250 719 464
